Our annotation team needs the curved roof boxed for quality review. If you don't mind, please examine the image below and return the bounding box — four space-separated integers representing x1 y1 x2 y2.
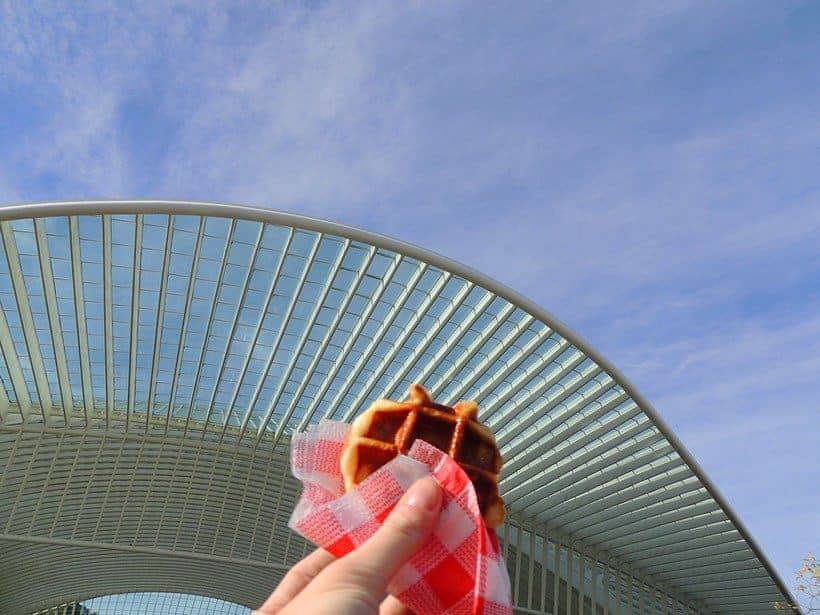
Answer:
36 593 250 614
0 200 796 613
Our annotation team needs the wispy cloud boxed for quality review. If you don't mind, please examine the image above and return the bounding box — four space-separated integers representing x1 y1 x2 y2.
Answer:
0 0 817 586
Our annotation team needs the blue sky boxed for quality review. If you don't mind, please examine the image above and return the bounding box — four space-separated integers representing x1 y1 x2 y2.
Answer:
1 0 818 594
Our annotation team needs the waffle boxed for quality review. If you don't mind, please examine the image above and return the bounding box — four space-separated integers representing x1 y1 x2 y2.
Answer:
340 384 505 528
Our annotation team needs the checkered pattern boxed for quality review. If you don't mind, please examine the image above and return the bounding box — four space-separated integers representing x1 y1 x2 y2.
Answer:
289 420 513 615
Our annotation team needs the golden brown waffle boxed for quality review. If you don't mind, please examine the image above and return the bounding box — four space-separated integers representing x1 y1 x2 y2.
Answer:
340 384 505 528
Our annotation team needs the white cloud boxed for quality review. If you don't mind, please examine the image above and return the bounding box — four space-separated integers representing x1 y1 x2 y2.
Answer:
0 0 816 587
160 1 419 211
610 309 820 581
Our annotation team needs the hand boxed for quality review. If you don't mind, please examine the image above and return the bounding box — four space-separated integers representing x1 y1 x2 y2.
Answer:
254 477 443 615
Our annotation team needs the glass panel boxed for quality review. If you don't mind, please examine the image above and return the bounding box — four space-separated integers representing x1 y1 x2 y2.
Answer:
151 215 200 416
0 335 16 403
78 216 106 410
321 258 425 421
172 217 230 418
190 219 263 423
46 217 84 407
109 215 136 411
252 234 347 432
10 220 62 405
247 230 320 429
133 215 169 413
215 223 290 427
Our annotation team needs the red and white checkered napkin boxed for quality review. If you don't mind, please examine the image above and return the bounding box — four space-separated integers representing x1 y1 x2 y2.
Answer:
289 420 513 615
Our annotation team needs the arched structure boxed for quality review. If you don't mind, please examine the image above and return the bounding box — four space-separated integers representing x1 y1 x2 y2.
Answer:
0 201 797 614
34 593 250 614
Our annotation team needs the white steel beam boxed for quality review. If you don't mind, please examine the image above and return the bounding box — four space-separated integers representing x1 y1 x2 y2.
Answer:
340 269 453 422
102 215 114 419
416 298 517 401
252 233 322 438
182 220 235 436
200 223 266 431
146 215 175 424
628 540 751 571
646 552 757 579
268 238 350 444
0 369 8 419
0 531 291 570
493 363 605 446
669 565 769 586
568 480 704 537
548 465 692 527
323 262 431 423
0 300 30 415
613 522 735 561
566 543 573 615
552 540 561 615
603 508 724 552
500 385 629 483
230 229 295 440
290 252 402 435
514 420 660 513
263 241 362 442
529 445 678 518
376 279 477 400
221 229 294 436
584 499 719 545
1 222 52 415
126 215 143 431
68 216 93 420
166 217 205 432
33 219 73 418
483 346 587 425
445 320 553 406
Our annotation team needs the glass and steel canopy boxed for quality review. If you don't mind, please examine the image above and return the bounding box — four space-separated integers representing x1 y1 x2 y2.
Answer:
34 592 250 614
0 201 797 614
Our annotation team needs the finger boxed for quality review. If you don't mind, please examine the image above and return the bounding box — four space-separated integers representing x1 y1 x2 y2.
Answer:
256 548 335 613
379 595 414 615
330 477 442 595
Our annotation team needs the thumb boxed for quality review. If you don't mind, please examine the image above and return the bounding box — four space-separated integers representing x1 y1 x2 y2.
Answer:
333 477 442 595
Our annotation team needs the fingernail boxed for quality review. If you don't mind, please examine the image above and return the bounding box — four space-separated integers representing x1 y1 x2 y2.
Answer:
405 477 442 512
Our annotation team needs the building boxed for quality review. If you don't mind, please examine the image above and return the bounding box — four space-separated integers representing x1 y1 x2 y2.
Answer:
0 201 798 614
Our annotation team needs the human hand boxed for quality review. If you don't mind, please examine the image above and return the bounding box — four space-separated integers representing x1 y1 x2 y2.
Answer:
254 477 443 615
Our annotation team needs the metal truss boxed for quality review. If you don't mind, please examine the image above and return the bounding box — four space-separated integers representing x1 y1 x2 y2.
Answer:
0 201 798 614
